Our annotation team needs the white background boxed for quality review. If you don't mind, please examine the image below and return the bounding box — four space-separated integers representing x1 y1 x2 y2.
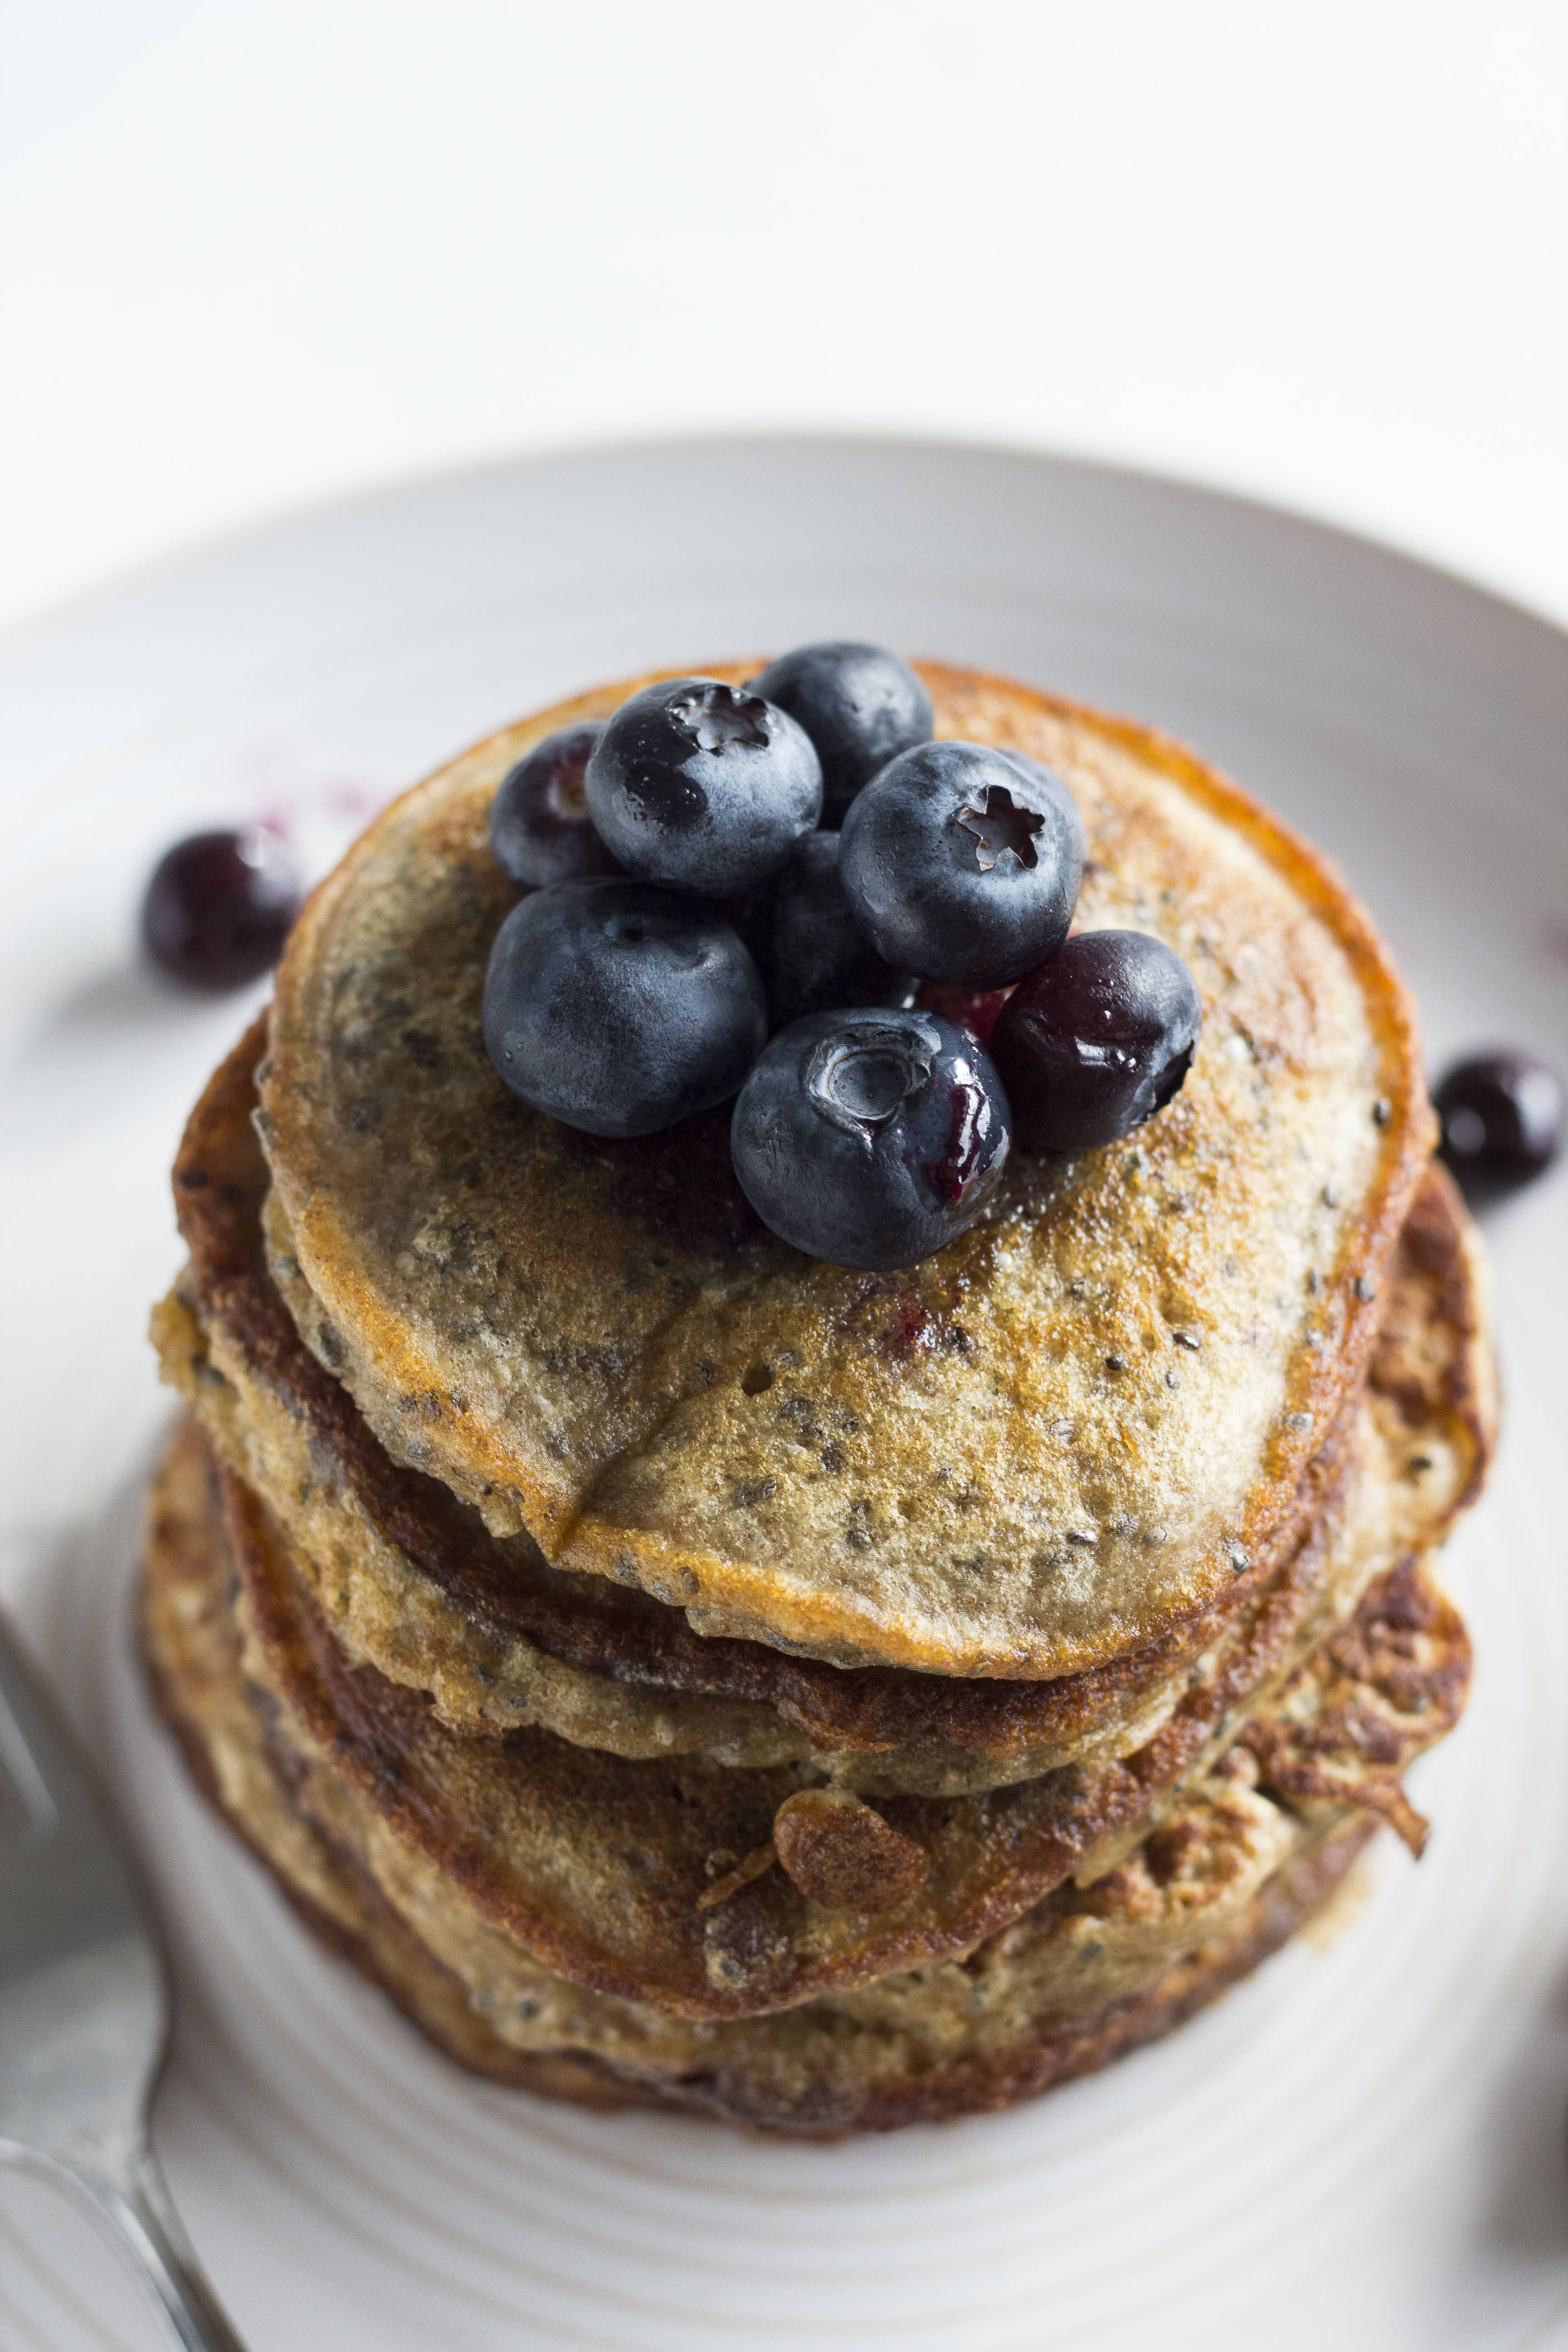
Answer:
3 0 1567 636
4 14 1568 2347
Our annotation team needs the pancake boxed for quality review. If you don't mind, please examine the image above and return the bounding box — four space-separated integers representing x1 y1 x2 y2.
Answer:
143 650 1494 2134
258 662 1436 1681
195 1396 1463 2021
156 1019 1493 1793
138 1416 642 2112
140 1414 1408 2135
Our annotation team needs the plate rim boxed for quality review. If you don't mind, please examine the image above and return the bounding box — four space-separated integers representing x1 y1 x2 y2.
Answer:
4 427 1566 668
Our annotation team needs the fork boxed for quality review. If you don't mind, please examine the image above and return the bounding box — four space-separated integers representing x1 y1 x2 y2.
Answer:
0 1603 246 2350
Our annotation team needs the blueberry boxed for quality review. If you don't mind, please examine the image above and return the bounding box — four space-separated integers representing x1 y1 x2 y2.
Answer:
913 981 1014 1045
585 678 822 897
730 1007 1011 1269
838 740 1082 988
490 723 620 889
1435 1051 1563 1199
1000 748 1086 867
483 879 766 1137
989 930 1202 1152
142 827 301 990
765 832 916 1029
747 642 932 822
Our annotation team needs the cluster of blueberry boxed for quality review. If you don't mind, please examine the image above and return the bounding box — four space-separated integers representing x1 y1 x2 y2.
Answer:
481 643 1203 1271
130 653 1565 1258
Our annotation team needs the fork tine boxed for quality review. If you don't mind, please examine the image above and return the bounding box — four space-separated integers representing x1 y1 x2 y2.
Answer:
0 1612 150 1982
0 1606 249 2350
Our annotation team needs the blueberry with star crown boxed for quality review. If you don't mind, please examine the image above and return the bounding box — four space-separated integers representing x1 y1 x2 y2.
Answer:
839 740 1082 988
585 677 822 897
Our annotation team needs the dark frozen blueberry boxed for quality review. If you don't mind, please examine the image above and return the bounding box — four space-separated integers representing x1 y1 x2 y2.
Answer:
748 642 932 822
989 929 1202 1152
585 677 822 897
1435 1051 1563 1199
838 740 1082 988
141 827 301 990
765 832 916 1029
1000 748 1086 867
730 1007 1011 1269
716 884 774 973
490 723 619 889
482 879 766 1138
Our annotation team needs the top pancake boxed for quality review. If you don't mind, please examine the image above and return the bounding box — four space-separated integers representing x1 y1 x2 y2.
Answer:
258 662 1433 1680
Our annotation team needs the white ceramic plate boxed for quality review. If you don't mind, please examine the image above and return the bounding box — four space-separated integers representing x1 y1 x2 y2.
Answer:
2 438 1566 2352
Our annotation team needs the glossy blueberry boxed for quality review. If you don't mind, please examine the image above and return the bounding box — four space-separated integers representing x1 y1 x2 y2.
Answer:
585 678 822 897
1000 748 1086 867
1435 1051 1563 1199
490 723 619 889
989 929 1202 1152
838 740 1082 989
142 827 301 990
747 641 932 823
765 832 916 1029
482 879 766 1138
730 1007 1011 1270
913 980 1014 1045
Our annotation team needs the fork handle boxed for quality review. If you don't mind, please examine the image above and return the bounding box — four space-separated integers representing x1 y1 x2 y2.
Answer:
65 2144 249 2352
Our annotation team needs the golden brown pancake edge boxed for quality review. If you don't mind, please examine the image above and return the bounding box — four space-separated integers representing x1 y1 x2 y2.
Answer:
256 662 1439 1680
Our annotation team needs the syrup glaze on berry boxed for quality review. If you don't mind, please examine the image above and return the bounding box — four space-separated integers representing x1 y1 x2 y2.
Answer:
914 980 1015 1044
925 1074 996 1207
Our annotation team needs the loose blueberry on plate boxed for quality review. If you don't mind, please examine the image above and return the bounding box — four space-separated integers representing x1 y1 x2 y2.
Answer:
748 642 933 823
1435 1051 1563 1198
765 832 916 1029
490 723 619 889
999 748 1086 866
585 678 822 897
142 827 302 990
730 1007 1011 1269
839 740 1082 988
483 878 766 1138
989 929 1202 1152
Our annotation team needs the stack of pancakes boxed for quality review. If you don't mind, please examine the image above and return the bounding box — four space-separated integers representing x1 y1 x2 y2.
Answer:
143 662 1495 2135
